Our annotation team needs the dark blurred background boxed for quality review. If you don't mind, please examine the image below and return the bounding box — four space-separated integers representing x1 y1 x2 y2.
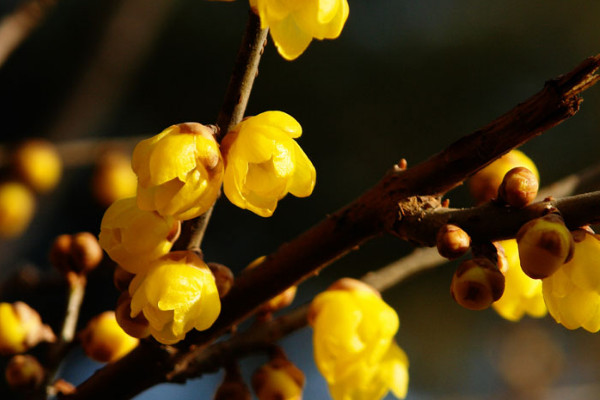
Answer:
0 0 600 398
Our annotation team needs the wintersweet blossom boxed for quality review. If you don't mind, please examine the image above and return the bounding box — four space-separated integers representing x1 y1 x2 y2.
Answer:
132 122 224 220
0 302 55 355
80 311 139 363
221 111 316 217
99 197 180 274
492 240 546 321
543 230 600 332
250 0 349 60
129 251 221 344
309 279 409 400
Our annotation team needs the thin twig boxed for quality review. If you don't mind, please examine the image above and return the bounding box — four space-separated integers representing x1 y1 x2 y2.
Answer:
0 0 57 69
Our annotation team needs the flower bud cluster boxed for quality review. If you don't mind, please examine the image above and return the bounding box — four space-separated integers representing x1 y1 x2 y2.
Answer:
97 115 315 344
50 232 103 277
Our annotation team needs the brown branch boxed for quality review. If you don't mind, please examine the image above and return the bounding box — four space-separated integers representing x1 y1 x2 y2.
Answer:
396 191 600 247
0 0 57 69
64 54 600 400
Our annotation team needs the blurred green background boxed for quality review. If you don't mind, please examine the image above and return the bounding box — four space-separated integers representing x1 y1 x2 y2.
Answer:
1 0 600 399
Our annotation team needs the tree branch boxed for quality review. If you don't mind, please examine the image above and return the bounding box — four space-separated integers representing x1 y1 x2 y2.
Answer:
64 54 600 400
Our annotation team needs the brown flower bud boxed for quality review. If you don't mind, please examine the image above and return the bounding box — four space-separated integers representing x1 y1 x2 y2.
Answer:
214 365 252 400
436 224 471 259
516 214 574 279
115 293 150 339
50 232 103 276
451 258 505 311
498 167 539 208
113 266 135 292
5 354 45 392
252 355 305 400
208 262 234 298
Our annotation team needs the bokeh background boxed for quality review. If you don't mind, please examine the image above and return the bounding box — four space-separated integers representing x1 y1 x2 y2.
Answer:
1 0 600 398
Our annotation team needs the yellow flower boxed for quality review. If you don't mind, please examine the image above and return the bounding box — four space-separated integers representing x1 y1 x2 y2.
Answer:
468 149 538 204
132 123 224 220
13 139 62 194
309 279 409 400
129 251 221 344
221 111 316 217
0 302 55 355
92 150 138 207
99 197 180 274
0 182 35 238
542 230 600 332
492 240 547 321
80 311 139 363
252 356 305 400
250 0 349 61
250 0 349 60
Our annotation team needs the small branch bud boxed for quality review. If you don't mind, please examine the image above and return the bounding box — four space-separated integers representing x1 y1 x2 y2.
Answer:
498 167 539 208
436 224 471 259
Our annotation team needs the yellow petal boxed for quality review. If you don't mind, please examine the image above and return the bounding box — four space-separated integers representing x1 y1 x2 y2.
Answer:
288 142 316 197
148 133 197 185
270 16 313 61
252 111 303 139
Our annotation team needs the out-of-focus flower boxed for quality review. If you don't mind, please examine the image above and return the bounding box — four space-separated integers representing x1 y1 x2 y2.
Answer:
99 197 180 274
92 150 137 207
221 111 316 217
132 122 223 220
0 182 35 238
129 251 221 344
492 240 546 321
250 0 349 60
0 302 55 355
252 355 305 400
309 278 409 400
5 354 45 392
543 230 600 332
469 149 538 204
80 311 139 363
50 232 103 276
215 364 252 400
12 139 62 193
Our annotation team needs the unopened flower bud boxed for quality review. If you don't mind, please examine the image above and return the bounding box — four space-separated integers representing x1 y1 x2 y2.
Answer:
92 150 137 207
12 139 62 193
115 293 150 339
208 262 234 298
451 258 505 311
516 214 574 279
498 167 539 208
5 354 45 392
80 311 139 363
214 365 252 400
469 150 538 204
0 182 35 238
252 356 305 400
246 256 297 314
436 224 471 259
113 266 135 292
50 232 103 276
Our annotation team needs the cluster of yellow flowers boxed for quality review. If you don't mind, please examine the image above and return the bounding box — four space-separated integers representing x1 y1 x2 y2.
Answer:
309 279 409 400
99 111 315 344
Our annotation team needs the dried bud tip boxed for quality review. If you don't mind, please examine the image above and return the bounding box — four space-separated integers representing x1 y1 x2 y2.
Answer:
436 224 471 260
327 277 380 297
450 258 505 311
498 167 539 208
